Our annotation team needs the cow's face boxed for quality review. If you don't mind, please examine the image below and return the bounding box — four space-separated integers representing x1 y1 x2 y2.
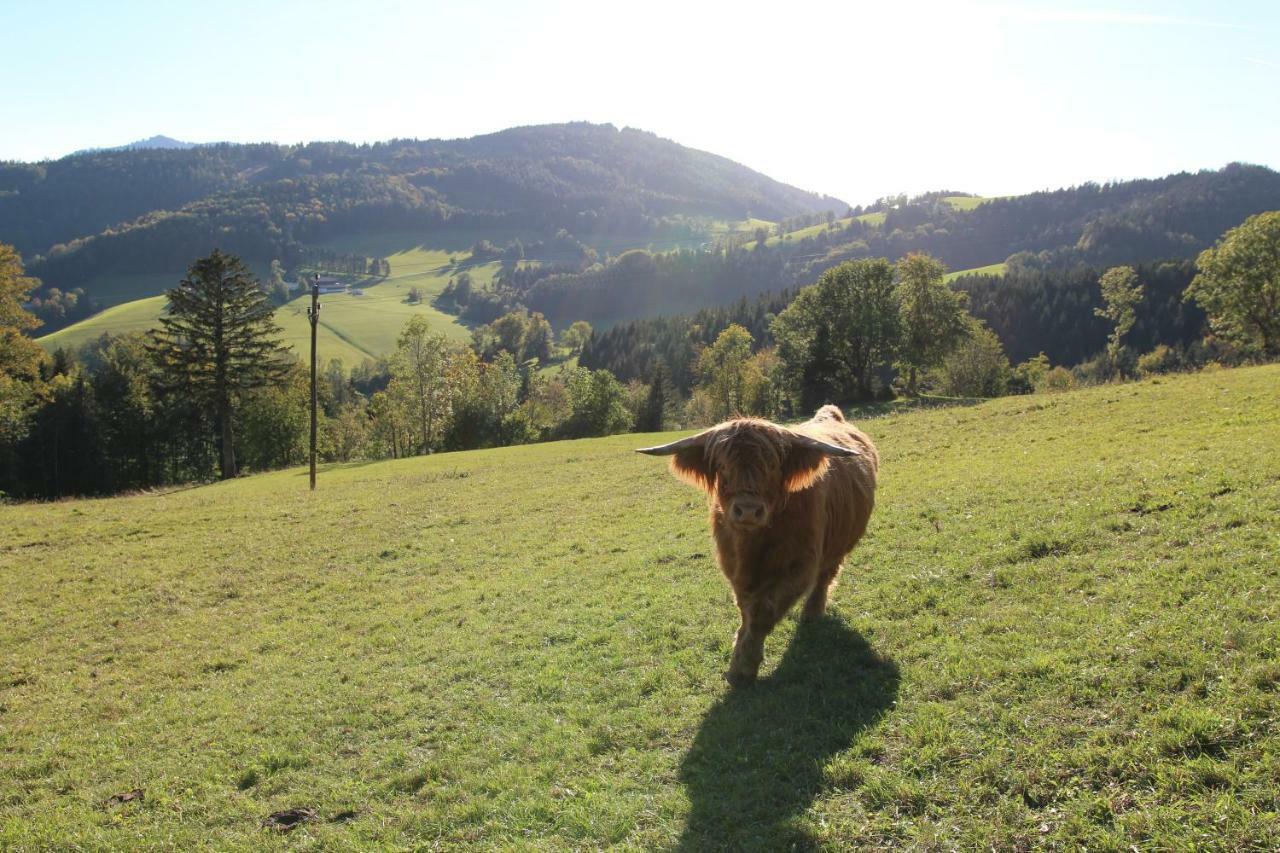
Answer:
638 419 858 532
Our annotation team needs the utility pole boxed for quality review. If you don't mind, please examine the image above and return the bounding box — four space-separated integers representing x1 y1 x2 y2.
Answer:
307 273 320 491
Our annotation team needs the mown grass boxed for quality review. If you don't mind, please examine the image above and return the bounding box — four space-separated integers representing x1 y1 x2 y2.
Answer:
2 366 1279 848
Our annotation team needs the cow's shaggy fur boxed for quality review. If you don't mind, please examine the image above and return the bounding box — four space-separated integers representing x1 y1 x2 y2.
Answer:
642 405 878 685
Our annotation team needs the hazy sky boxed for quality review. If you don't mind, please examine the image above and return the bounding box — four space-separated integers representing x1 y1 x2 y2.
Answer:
4 0 1277 205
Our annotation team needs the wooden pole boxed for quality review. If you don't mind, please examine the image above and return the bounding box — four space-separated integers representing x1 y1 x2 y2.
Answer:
308 274 319 491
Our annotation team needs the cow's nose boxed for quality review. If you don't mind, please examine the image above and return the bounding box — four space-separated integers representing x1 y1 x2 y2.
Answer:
731 500 766 524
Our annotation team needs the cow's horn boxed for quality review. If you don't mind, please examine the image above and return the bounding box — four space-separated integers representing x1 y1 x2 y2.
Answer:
635 432 707 455
790 433 860 457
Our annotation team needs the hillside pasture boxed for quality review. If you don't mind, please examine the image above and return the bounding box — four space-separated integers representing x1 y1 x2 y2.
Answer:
945 261 1007 282
2 366 1278 848
35 295 168 353
35 243 485 360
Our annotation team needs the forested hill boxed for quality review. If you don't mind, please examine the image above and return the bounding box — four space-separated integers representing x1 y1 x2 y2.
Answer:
506 163 1280 326
0 122 842 284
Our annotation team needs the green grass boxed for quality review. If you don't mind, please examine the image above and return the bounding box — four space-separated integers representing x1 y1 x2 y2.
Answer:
537 353 579 377
35 296 169 352
942 195 988 211
3 366 1279 848
35 246 482 361
40 222 785 357
71 273 183 307
945 261 1007 282
751 213 887 249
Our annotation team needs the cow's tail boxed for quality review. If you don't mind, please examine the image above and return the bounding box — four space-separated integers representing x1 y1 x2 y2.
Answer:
814 404 845 422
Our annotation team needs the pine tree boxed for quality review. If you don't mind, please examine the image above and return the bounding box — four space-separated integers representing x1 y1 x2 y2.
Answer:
638 361 676 432
148 249 289 480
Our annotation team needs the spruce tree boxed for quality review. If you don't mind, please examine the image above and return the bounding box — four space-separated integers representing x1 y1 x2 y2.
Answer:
638 361 676 432
149 249 289 479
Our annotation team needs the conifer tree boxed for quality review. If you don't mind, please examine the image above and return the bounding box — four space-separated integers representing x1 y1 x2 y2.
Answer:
149 249 289 479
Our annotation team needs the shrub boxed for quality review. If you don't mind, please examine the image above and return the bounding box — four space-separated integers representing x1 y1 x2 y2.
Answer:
1041 366 1075 392
931 322 1010 398
1137 344 1181 376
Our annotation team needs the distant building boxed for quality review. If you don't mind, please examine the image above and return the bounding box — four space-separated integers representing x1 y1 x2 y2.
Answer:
313 277 347 294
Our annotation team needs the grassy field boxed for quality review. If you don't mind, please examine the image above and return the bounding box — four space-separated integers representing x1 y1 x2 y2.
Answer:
35 224 688 360
35 243 483 362
753 212 886 249
945 261 1007 282
2 365 1278 848
35 295 170 352
942 195 988 211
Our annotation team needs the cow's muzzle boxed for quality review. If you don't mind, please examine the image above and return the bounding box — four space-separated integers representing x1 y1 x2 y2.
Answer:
728 496 769 529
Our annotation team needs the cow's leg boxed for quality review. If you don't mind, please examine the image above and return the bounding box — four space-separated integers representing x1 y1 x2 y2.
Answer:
802 561 842 621
726 598 770 687
727 578 810 686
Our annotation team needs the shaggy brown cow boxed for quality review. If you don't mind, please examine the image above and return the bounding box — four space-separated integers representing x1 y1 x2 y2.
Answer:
638 405 878 685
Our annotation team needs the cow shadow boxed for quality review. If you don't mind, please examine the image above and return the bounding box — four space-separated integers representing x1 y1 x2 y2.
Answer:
677 616 899 851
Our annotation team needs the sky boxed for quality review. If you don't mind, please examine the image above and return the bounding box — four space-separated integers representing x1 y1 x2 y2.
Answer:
4 0 1278 206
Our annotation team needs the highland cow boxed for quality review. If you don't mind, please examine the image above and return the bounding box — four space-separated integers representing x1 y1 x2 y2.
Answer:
638 405 878 685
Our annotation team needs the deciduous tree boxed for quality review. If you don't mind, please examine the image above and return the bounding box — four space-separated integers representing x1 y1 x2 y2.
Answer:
391 315 454 453
0 243 46 445
773 259 900 404
1185 211 1280 356
895 253 969 394
1095 265 1143 370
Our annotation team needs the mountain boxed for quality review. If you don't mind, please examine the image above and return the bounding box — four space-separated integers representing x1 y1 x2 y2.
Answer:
110 134 197 152
8 122 1279 352
498 163 1280 327
0 123 845 287
69 135 198 157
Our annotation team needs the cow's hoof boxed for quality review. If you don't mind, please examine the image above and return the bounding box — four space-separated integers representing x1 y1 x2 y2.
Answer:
724 668 757 688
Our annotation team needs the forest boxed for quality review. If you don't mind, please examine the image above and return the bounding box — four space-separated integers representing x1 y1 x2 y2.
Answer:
438 163 1280 328
3 123 839 290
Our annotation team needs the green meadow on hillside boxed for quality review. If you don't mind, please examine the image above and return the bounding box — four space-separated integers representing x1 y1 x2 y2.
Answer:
2 365 1278 848
945 261 1007 282
942 195 989 211
34 295 170 352
36 241 486 361
34 220 755 359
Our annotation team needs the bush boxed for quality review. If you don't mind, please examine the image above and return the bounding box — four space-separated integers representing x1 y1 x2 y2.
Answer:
931 322 1010 398
1041 366 1075 392
1010 353 1050 395
1137 344 1181 376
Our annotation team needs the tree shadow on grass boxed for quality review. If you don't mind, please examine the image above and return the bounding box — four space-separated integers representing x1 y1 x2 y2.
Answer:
678 616 899 851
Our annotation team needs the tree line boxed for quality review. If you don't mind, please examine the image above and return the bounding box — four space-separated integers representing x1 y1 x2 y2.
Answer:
2 209 1276 499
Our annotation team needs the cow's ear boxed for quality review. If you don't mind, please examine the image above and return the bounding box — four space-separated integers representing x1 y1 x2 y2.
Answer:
636 432 714 492
782 432 855 493
670 445 714 492
782 445 831 493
